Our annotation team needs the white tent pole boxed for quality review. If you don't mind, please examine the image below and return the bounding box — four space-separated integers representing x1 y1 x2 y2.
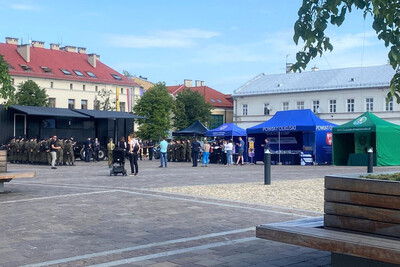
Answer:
278 131 281 164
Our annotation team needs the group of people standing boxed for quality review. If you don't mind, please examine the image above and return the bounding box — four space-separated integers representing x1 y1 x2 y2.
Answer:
7 136 75 168
107 133 141 176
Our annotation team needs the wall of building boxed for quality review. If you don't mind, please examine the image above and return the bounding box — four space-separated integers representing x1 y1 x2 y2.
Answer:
234 86 400 128
10 76 139 111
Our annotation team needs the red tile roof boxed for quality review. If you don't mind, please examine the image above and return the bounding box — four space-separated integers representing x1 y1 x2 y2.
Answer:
167 85 233 108
0 42 138 87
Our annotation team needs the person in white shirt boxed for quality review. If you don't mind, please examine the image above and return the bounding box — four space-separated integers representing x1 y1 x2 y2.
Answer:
225 139 233 166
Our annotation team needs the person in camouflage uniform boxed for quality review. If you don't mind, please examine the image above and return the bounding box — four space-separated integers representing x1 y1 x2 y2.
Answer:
107 138 115 168
20 138 28 164
57 138 64 166
167 141 173 162
8 137 16 163
171 140 177 162
180 139 186 162
46 137 52 165
34 139 41 164
64 139 74 166
27 138 36 164
186 139 192 162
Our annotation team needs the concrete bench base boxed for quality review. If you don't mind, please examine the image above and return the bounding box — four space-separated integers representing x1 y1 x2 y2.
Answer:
256 217 400 266
0 171 35 193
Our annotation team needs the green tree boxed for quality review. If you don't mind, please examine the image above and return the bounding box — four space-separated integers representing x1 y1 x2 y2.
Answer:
97 88 115 111
0 55 15 108
173 88 213 130
122 70 133 78
293 0 400 102
15 80 48 106
134 82 173 140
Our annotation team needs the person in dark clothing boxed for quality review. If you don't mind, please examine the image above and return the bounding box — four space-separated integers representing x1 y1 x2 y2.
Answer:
128 134 139 175
92 137 100 162
191 138 201 167
148 139 154 160
84 137 91 162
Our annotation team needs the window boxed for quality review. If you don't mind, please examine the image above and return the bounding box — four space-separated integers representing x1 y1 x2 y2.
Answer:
83 84 86 91
50 82 53 88
210 98 216 103
81 100 88 110
70 83 73 90
41 66 52 73
111 74 122 80
386 97 394 111
366 98 374 111
120 88 124 94
209 115 224 129
20 64 32 71
49 98 56 108
242 104 248 116
347 99 355 112
312 101 319 113
61 69 72 75
282 102 289 111
86 71 96 78
68 99 75 109
264 103 270 115
329 100 337 113
296 101 304 110
95 86 98 92
217 99 223 103
73 70 84 76
119 102 126 112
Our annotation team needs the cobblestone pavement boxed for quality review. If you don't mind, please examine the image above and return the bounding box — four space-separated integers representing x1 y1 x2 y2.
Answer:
1 160 398 266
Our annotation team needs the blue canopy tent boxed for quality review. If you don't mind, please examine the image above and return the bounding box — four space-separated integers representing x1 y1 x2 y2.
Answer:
206 123 248 162
246 109 336 164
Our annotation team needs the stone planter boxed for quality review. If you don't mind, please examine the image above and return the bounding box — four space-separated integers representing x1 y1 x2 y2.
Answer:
324 173 400 238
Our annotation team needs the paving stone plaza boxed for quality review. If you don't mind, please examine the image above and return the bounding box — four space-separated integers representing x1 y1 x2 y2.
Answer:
1 160 398 267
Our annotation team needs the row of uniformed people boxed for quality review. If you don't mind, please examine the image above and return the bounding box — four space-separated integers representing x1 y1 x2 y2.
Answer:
167 139 192 162
8 137 76 165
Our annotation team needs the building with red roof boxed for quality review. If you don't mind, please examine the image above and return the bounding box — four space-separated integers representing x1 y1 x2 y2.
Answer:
167 79 233 129
0 37 140 112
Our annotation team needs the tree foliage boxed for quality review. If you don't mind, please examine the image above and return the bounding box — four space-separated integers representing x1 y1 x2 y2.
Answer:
0 55 15 108
173 88 213 130
293 0 400 102
122 70 133 78
97 88 115 111
133 82 173 140
15 80 49 106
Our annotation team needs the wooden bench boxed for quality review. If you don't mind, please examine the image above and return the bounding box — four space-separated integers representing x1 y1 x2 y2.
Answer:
256 174 400 267
0 150 35 193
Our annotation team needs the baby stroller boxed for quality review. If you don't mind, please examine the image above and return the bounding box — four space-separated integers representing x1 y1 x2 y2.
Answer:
110 147 127 176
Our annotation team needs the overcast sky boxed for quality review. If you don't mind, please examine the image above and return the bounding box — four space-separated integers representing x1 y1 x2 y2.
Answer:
0 0 390 93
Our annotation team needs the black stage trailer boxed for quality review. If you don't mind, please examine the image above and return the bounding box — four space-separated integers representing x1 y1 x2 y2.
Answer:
0 105 143 160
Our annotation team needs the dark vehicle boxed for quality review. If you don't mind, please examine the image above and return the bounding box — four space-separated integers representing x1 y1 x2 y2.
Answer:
73 144 107 161
110 147 127 176
153 146 161 159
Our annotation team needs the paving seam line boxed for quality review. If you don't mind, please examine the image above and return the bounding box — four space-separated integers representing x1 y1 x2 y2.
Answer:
0 190 117 204
21 228 255 267
12 181 320 216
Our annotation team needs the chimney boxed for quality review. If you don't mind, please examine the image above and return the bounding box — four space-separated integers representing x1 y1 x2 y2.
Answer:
201 81 205 86
5 37 18 45
31 40 45 48
88 53 97 68
78 47 86 54
311 66 319 72
184 79 192 87
61 46 77 52
50 43 60 50
95 54 100 61
195 80 201 87
17 44 30 63
286 63 293 73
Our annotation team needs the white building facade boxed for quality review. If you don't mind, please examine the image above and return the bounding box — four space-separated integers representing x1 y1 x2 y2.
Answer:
233 65 400 128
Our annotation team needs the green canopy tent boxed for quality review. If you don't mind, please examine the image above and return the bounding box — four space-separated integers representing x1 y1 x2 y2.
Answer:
333 112 400 166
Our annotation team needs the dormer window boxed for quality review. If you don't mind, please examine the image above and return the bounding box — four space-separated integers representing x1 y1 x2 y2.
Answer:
7 62 14 70
20 64 32 71
73 70 84 76
111 74 122 80
60 69 72 75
